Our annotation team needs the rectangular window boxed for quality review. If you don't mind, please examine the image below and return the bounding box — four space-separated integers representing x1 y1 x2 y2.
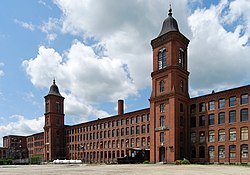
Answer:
219 146 225 158
147 124 150 133
199 131 205 144
56 102 60 113
199 102 205 112
208 114 214 125
191 132 196 144
116 129 120 137
141 125 146 134
160 116 165 127
218 112 225 125
190 104 196 114
160 132 164 143
117 120 120 126
126 127 129 135
142 114 146 122
218 130 225 142
126 118 129 125
229 96 236 107
230 145 236 158
136 126 140 134
209 146 215 159
209 101 215 111
240 109 248 122
180 103 184 112
147 113 150 121
230 128 236 141
241 94 248 105
136 116 140 123
190 116 196 128
179 48 184 69
199 115 205 126
121 119 124 126
131 117 134 124
130 126 134 135
218 98 225 109
229 110 236 123
160 103 165 113
121 128 124 136
209 131 215 142
241 144 248 158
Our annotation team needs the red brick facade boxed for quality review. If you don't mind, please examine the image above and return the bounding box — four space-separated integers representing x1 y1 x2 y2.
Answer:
1 8 250 164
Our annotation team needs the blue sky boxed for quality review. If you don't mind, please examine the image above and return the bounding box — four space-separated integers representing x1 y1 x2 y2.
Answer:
0 0 250 146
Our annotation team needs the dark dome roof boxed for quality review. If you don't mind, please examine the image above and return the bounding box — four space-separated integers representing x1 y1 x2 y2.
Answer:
48 79 62 96
158 8 179 36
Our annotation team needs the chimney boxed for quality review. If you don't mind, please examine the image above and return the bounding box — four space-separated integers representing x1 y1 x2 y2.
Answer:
118 100 124 115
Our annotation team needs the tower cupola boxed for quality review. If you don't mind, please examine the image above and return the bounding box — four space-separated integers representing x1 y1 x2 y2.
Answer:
158 7 179 36
48 79 62 97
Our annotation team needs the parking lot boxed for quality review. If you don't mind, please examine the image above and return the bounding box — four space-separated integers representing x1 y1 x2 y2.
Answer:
0 164 250 175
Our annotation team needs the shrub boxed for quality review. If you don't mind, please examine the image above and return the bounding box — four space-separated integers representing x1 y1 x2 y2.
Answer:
175 160 181 165
30 156 43 165
180 159 190 165
143 160 150 164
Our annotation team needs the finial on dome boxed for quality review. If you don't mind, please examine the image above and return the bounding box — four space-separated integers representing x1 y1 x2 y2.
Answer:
168 3 172 16
53 78 56 85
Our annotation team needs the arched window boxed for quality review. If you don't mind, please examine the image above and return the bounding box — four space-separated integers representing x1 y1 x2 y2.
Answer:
180 80 184 93
179 48 184 69
241 144 248 158
218 129 225 141
160 80 165 92
229 128 236 141
208 146 215 159
208 130 215 142
158 48 166 70
218 145 225 158
241 127 248 140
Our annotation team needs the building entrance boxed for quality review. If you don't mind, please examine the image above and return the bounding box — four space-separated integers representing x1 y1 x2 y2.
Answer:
159 147 165 162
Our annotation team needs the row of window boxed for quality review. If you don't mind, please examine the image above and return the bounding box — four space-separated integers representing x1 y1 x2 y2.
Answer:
191 127 249 144
159 80 185 94
70 150 130 160
68 137 150 151
191 94 248 113
158 48 184 70
191 108 248 128
66 114 150 135
191 144 248 159
66 125 150 143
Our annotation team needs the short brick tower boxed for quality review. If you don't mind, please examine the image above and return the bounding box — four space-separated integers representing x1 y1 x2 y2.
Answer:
150 7 190 163
44 80 65 161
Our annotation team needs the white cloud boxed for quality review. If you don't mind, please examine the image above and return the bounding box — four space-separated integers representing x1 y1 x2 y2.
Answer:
39 17 60 42
23 42 137 119
14 19 35 31
23 0 250 120
0 115 44 147
188 0 250 96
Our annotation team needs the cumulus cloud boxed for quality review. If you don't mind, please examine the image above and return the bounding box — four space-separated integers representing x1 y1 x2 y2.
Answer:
0 115 44 146
22 0 250 120
188 0 250 96
23 42 137 119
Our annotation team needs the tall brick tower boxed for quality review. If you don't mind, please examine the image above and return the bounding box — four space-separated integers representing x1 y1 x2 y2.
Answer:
44 80 65 161
150 7 190 163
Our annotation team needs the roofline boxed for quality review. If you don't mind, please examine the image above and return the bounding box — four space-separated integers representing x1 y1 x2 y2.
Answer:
190 84 250 100
65 107 150 128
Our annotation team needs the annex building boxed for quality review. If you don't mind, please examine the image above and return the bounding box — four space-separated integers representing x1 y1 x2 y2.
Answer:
1 8 250 164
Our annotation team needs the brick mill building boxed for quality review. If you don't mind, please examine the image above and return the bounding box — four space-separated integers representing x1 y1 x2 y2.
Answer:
1 8 250 164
